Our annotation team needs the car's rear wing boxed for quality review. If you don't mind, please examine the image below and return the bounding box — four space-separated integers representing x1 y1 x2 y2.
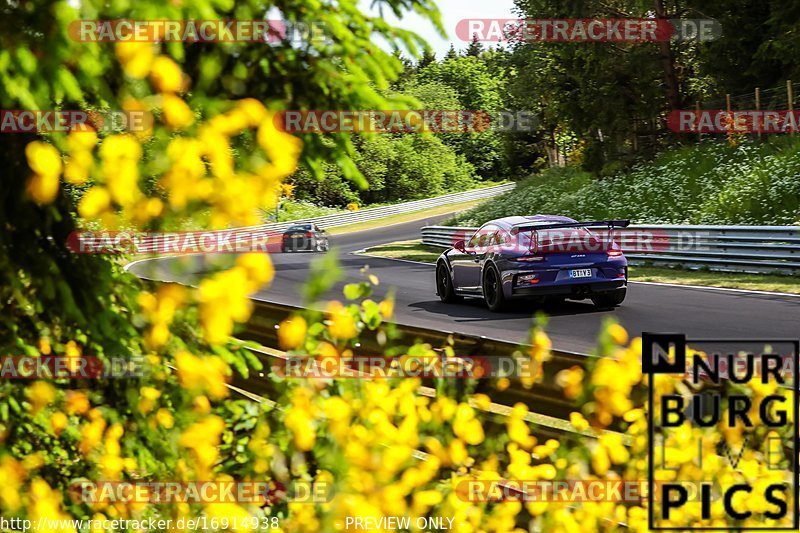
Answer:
510 219 631 233
510 219 631 254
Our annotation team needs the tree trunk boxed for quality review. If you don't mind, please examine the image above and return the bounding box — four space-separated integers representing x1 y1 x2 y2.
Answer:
654 0 681 113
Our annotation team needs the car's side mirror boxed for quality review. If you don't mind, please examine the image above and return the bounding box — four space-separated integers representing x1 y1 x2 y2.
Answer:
453 239 466 252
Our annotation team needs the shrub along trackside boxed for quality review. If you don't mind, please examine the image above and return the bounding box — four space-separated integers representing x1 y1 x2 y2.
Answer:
448 138 800 227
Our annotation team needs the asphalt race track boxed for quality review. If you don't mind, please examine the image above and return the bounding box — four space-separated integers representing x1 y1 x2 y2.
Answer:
129 213 800 354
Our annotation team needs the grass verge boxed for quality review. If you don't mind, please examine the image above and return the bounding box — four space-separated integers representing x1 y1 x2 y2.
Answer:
358 240 800 294
630 265 800 294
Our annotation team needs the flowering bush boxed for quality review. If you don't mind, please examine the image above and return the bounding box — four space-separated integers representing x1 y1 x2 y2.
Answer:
1 1 794 532
448 138 800 226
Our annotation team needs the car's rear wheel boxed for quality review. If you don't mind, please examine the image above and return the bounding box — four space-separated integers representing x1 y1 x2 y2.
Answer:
436 263 460 303
483 265 507 312
591 288 626 309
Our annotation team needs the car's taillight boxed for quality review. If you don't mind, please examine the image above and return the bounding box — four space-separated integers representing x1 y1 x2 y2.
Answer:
305 232 313 237
513 255 545 262
607 249 623 257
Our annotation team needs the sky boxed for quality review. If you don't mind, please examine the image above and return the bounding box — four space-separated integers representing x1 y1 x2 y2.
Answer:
365 0 518 58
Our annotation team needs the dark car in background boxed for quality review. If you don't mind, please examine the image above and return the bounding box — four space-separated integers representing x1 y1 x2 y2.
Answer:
281 224 329 252
435 215 629 311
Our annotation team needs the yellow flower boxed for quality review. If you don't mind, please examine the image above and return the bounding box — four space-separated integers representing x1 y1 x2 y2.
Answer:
608 323 628 345
237 98 268 127
99 134 142 162
278 316 307 350
162 94 195 129
156 408 174 429
64 150 93 185
204 503 252 531
530 329 552 363
591 445 611 476
0 457 24 512
150 55 184 93
106 162 141 207
66 391 90 415
138 386 161 414
257 114 303 180
453 404 484 445
66 127 98 151
116 42 154 78
569 411 590 432
193 395 211 414
286 408 316 451
80 417 107 455
197 268 252 344
556 366 585 400
99 454 124 479
325 301 357 340
27 381 56 413
175 351 230 400
28 478 72 529
235 252 274 290
180 416 225 475
472 393 491 411
132 197 164 224
448 439 468 465
78 187 112 218
50 412 68 435
26 141 62 178
378 298 394 319
25 141 62 204
412 490 443 510
27 173 60 205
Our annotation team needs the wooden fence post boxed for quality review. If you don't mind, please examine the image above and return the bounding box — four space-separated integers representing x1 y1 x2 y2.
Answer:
788 80 794 136
755 87 761 141
695 100 701 142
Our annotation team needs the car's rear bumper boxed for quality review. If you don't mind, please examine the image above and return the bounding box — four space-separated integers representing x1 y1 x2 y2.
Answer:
510 279 626 298
282 237 317 251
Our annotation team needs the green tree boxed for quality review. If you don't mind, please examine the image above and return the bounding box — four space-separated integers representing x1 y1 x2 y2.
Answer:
0 0 446 526
466 34 484 57
417 48 438 68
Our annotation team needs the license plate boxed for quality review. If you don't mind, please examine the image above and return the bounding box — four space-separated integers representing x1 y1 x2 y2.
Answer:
569 268 592 279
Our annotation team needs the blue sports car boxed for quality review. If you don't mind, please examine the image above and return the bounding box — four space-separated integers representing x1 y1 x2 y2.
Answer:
435 215 629 311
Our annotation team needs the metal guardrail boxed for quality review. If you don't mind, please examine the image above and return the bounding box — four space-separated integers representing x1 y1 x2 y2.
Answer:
421 224 800 275
80 184 513 253
240 298 601 435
